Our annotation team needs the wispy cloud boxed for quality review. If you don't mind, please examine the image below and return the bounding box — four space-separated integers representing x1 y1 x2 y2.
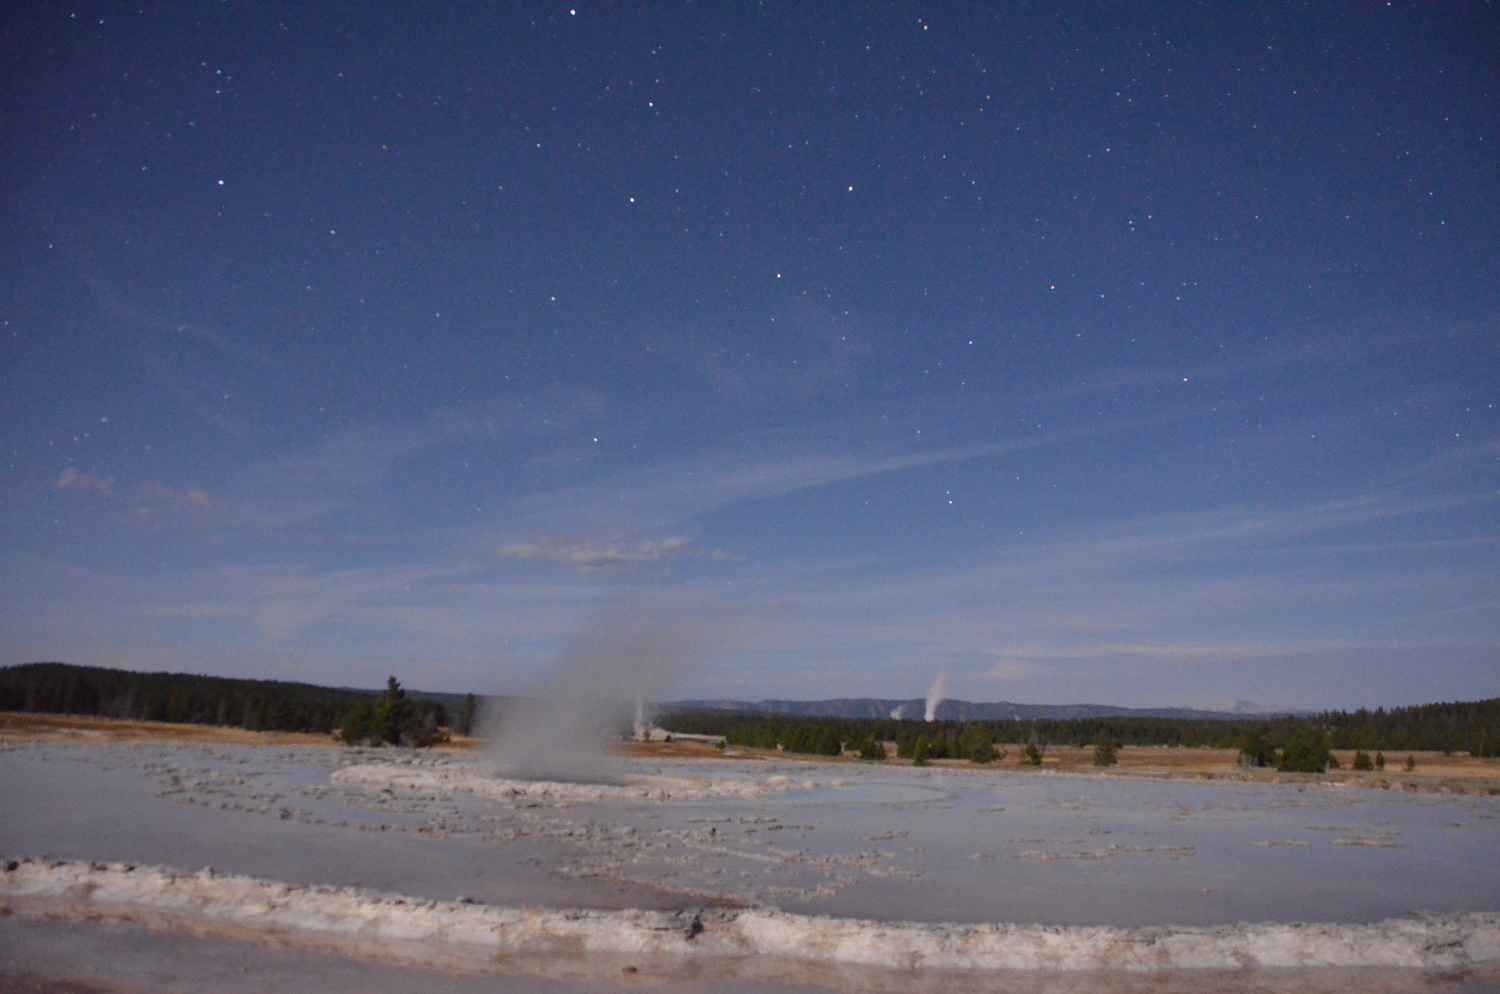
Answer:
0 551 609 683
53 468 243 532
1040 489 1500 574
12 373 1496 707
142 392 609 532
647 306 870 405
978 658 1050 682
684 468 1500 682
134 482 214 508
1031 318 1480 404
87 277 282 370
509 412 1180 534
498 535 695 571
55 468 114 496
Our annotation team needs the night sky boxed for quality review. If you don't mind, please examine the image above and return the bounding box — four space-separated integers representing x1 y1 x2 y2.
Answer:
3 3 1496 708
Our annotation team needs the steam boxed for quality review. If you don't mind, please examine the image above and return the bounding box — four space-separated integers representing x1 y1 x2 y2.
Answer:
485 599 727 784
632 696 647 742
890 704 906 720
924 672 948 722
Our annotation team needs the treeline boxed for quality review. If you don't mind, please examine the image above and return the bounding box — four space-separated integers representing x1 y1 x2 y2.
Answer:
658 710 1260 754
659 697 1500 759
0 661 457 740
6 661 1494 759
1322 700 1499 754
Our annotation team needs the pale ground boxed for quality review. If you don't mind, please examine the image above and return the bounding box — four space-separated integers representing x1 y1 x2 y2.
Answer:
625 732 1500 796
3 713 1499 993
6 711 1497 793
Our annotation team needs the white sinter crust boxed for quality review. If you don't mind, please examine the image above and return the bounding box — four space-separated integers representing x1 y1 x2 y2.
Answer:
4 857 1498 975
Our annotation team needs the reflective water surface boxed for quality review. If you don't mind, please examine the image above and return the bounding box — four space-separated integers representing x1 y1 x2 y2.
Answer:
4 742 1496 927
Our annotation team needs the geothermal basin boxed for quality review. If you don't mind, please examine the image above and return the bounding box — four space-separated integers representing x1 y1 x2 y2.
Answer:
2 738 1498 992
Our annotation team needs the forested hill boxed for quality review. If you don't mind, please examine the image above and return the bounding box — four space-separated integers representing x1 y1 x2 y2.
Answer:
672 697 1304 721
4 661 1496 756
0 661 459 736
662 697 1500 755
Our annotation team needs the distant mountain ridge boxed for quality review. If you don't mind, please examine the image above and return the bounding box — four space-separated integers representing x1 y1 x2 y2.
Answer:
668 697 1308 722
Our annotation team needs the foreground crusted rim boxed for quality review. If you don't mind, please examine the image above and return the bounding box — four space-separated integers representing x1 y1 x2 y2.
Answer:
4 856 1498 978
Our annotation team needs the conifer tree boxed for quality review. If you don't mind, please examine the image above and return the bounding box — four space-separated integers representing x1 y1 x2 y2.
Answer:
961 724 996 764
371 676 414 746
456 693 478 737
1277 728 1334 773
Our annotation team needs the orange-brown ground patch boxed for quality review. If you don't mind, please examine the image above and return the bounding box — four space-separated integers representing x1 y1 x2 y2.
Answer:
0 711 492 751
0 711 340 746
613 738 735 761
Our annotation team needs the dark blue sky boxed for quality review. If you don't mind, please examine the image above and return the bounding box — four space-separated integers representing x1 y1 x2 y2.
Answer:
3 2 1496 707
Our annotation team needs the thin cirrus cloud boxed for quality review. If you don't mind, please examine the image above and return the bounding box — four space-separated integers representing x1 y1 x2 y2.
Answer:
0 548 628 691
498 535 696 571
90 285 283 371
52 468 218 531
691 461 1499 666
57 390 1161 554
55 467 114 496
977 658 1051 682
508 411 1183 535
1030 318 1472 405
644 308 870 404
14 368 1493 705
57 394 607 539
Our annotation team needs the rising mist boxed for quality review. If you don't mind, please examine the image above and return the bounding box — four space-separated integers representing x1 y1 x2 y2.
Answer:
484 599 729 783
925 672 949 722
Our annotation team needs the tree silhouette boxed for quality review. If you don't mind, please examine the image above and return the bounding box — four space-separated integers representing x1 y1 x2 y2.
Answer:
1236 726 1277 768
370 676 414 745
456 693 479 737
1277 728 1334 773
961 724 996 763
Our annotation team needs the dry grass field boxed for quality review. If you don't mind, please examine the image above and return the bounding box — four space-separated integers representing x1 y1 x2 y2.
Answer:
0 711 486 752
0 711 339 747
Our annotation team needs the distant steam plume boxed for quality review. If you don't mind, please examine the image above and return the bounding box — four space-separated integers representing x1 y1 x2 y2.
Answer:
924 672 948 722
485 599 728 783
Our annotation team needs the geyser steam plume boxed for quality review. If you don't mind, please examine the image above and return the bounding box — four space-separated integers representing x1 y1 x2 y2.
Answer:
485 599 727 784
924 672 948 722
